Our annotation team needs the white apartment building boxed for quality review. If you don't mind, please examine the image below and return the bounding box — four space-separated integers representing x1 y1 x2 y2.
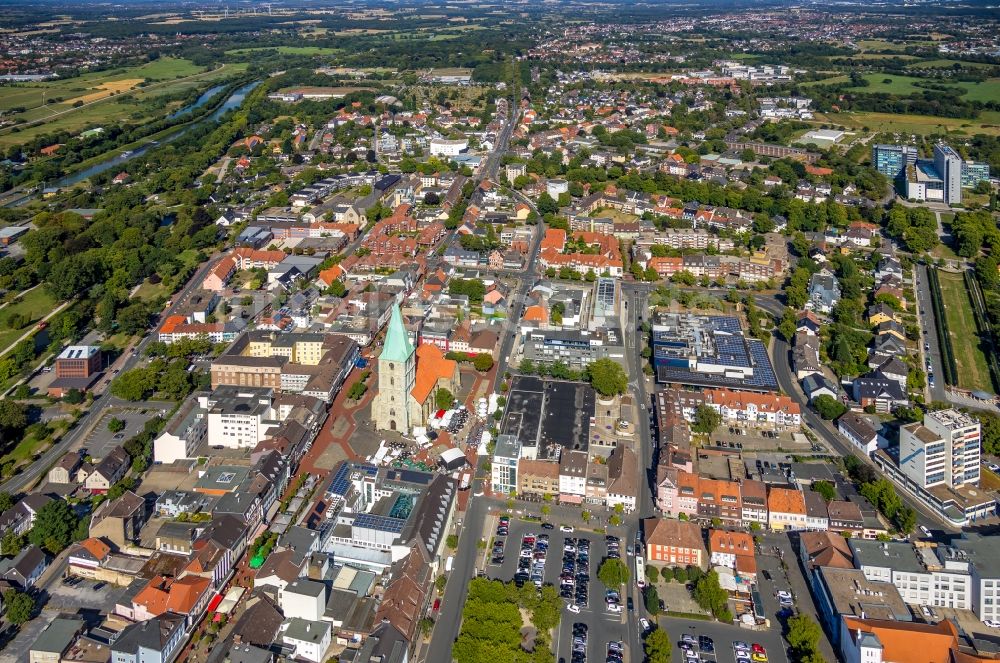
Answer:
280 578 327 622
558 450 588 503
201 387 278 449
282 618 331 663
491 434 520 496
153 398 207 464
899 409 980 490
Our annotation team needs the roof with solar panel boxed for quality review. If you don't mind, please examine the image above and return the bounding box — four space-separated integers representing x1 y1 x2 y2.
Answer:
651 313 778 392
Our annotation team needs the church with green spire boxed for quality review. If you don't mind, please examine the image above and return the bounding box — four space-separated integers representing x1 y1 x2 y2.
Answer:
372 303 459 434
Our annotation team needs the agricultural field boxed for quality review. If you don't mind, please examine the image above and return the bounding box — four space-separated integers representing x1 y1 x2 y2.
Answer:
938 271 994 393
810 110 1000 137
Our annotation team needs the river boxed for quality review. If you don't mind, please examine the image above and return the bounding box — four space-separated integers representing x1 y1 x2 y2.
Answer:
166 84 226 120
53 80 262 188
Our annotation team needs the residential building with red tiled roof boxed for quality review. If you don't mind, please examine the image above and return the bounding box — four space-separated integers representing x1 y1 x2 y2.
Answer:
768 486 807 531
642 517 705 569
203 256 237 292
540 228 567 252
709 529 756 582
316 265 344 289
130 574 212 626
839 616 980 663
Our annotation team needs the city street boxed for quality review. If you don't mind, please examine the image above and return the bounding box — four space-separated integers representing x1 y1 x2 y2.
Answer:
0 252 223 494
770 332 961 532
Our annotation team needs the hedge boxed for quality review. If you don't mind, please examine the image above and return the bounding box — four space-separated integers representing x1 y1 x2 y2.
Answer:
928 268 958 386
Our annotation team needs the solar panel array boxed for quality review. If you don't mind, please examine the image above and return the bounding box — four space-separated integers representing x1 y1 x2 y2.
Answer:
328 462 377 497
354 513 406 534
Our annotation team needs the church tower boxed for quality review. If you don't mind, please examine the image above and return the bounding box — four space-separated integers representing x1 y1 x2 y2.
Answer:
373 304 416 432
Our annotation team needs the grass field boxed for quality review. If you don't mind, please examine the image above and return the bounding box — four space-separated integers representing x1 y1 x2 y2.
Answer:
0 60 246 148
0 57 205 112
226 46 339 56
800 72 1000 105
855 39 910 52
810 110 1000 136
907 59 994 69
0 287 58 351
850 73 927 95
952 79 1000 103
938 271 994 393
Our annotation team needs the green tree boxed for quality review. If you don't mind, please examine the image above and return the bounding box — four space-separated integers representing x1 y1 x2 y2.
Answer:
107 417 126 433
1 530 24 556
673 566 689 583
587 358 627 397
813 394 847 420
0 491 14 513
692 404 722 434
812 480 836 502
597 557 630 588
3 589 34 625
0 399 27 438
537 192 559 215
435 388 455 410
327 279 347 298
693 570 729 619
646 565 659 584
28 499 77 554
787 613 826 663
645 584 661 615
111 368 157 401
644 628 672 663
473 353 494 372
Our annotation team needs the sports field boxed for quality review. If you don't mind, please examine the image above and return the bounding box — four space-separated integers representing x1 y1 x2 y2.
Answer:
938 271 994 393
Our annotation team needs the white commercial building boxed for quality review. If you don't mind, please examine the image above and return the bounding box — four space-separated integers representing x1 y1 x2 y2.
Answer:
429 138 468 157
153 398 207 464
201 386 279 449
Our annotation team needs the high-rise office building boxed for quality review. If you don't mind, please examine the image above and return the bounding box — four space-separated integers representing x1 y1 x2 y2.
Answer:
900 409 980 490
872 144 917 180
933 144 963 204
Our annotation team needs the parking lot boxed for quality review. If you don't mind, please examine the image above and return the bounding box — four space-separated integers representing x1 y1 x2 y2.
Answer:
710 426 811 453
484 516 630 663
48 575 128 611
82 405 172 459
655 617 790 663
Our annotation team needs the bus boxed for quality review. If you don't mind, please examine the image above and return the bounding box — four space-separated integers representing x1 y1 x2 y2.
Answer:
635 555 646 588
